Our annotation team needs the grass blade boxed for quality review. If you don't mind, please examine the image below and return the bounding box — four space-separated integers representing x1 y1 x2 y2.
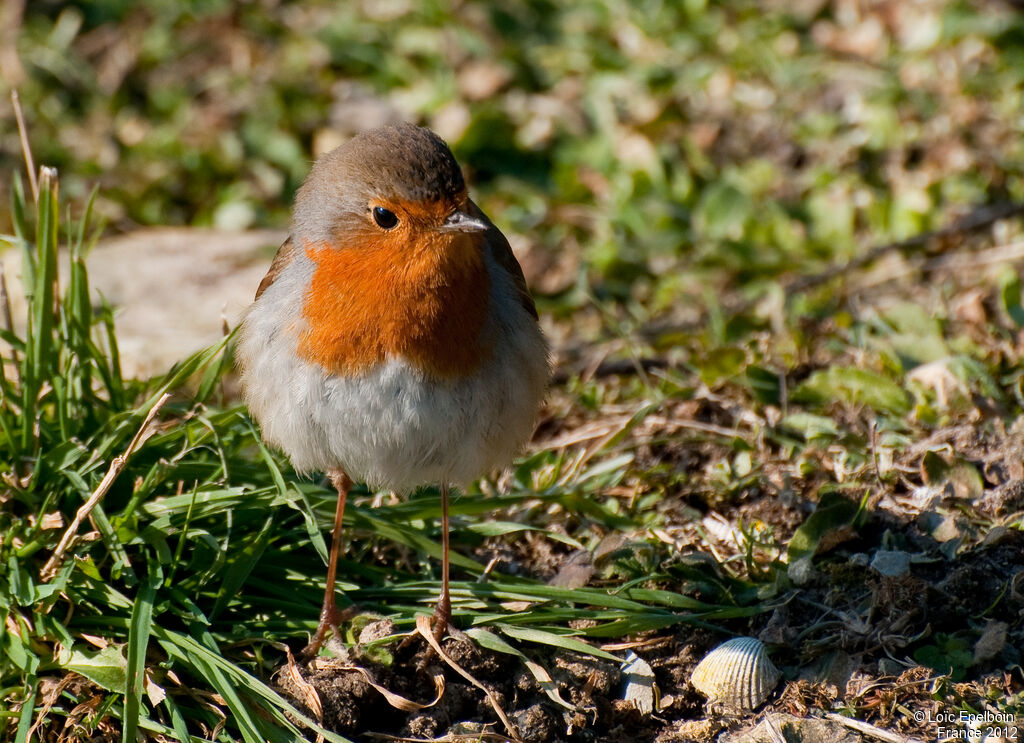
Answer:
13 679 37 743
497 624 621 661
124 569 160 741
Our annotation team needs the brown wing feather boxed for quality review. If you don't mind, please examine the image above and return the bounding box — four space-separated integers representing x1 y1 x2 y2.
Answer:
468 200 538 320
255 236 300 301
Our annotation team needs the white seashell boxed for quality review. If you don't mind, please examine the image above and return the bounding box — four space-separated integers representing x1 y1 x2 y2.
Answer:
690 637 780 712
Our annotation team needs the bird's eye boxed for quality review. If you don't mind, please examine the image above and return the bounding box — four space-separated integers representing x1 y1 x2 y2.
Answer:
372 206 399 229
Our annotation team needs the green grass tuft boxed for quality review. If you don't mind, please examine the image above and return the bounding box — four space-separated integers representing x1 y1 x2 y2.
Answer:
0 170 752 741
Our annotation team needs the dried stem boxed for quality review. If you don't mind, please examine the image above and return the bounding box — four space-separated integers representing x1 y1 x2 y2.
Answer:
824 713 927 743
415 615 522 742
40 393 172 581
11 89 37 202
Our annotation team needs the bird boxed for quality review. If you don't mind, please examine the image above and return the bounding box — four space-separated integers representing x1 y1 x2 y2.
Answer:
236 122 549 656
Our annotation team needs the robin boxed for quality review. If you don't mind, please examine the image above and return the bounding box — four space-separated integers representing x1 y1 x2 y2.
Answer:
236 123 549 656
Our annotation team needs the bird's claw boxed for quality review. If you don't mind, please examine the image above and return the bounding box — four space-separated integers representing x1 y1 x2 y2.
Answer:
431 593 452 644
301 603 356 659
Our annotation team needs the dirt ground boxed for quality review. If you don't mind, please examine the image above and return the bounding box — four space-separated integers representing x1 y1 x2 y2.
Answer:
275 466 1024 743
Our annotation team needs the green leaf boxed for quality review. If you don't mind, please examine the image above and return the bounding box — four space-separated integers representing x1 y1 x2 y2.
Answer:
497 624 621 661
787 490 864 566
465 628 579 711
465 627 524 656
74 555 103 581
14 679 37 743
211 515 275 618
999 268 1024 327
159 693 193 743
745 365 781 405
780 412 840 441
463 521 584 548
699 347 746 387
58 644 128 692
154 627 352 743
4 618 39 674
876 302 948 365
696 182 751 240
913 633 973 681
792 366 911 415
921 452 984 499
124 570 160 742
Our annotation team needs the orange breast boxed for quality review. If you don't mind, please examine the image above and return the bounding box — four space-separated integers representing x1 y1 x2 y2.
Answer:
298 230 492 379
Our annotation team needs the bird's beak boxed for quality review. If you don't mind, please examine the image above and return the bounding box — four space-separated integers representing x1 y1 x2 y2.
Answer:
441 209 489 233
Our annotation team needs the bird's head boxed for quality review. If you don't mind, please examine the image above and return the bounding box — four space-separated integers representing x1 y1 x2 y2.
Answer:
291 123 488 259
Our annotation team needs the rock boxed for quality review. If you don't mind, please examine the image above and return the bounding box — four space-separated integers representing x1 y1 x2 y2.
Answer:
621 651 657 714
358 618 397 645
870 550 911 578
788 555 817 586
973 621 1008 665
2 227 286 378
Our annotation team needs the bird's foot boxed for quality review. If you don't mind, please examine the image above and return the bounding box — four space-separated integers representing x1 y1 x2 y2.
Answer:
405 594 454 670
300 603 356 659
431 593 452 644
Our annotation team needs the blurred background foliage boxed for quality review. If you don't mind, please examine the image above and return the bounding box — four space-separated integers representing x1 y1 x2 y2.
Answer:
4 0 1024 315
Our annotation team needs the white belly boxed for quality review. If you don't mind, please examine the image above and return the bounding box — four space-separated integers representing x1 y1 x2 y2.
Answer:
236 252 548 491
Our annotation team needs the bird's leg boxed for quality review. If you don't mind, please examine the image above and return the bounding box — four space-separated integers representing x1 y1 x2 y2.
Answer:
432 483 453 643
302 469 352 658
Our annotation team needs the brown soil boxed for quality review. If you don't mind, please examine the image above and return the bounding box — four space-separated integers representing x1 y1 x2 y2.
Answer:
275 487 1024 742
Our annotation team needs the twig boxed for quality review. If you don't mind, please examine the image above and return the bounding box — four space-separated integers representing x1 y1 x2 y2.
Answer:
40 393 171 581
904 424 975 457
11 89 38 202
869 419 882 485
921 237 1024 272
415 615 522 742
658 416 745 439
824 712 927 743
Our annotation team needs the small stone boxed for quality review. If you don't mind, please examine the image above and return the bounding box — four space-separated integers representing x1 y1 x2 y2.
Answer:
877 658 905 676
788 555 817 586
870 550 911 578
621 651 657 714
973 621 1008 665
357 617 397 645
